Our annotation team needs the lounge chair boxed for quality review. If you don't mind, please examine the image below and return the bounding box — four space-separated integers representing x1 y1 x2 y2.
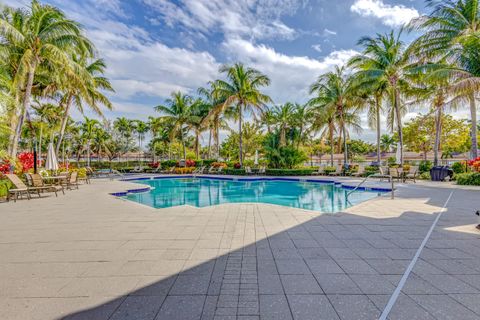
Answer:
216 167 224 174
161 167 175 174
193 166 205 174
66 171 79 190
4 174 49 202
405 165 418 183
131 166 144 173
207 166 216 174
258 165 266 175
351 165 365 177
245 166 253 175
27 173 64 197
152 163 162 173
313 165 326 175
389 167 402 182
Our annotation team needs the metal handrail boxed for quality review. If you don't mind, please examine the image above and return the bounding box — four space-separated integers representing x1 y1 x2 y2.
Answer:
346 174 395 200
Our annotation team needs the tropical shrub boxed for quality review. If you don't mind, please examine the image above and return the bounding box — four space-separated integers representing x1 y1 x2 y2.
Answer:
265 169 315 176
224 168 247 175
451 162 467 174
419 160 432 173
264 145 307 169
161 160 177 168
365 166 379 175
174 167 195 174
203 159 217 167
323 166 337 174
234 162 241 169
419 172 431 180
467 157 480 172
456 172 480 186
212 162 227 168
0 178 12 198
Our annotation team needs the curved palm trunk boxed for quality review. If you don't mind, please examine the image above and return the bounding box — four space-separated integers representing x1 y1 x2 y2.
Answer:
38 124 43 165
56 94 73 155
375 97 381 164
238 104 243 166
433 105 443 166
394 88 404 165
215 121 220 159
10 67 36 157
469 94 478 159
195 131 200 160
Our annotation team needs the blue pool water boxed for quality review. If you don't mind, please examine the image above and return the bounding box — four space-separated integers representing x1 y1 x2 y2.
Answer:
117 177 387 213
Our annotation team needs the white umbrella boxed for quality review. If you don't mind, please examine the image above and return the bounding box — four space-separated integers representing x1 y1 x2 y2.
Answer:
254 150 259 166
45 142 59 171
395 142 402 165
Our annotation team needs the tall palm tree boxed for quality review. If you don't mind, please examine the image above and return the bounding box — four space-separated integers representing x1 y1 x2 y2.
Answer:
55 57 114 154
347 31 413 165
409 0 480 159
309 66 361 166
155 92 196 165
272 103 295 147
212 63 272 166
309 104 337 165
293 103 312 148
80 117 100 167
198 83 228 159
113 117 133 162
0 0 93 157
31 102 60 163
132 120 149 158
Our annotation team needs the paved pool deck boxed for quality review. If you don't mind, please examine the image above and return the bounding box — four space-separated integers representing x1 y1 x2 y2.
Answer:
0 176 479 320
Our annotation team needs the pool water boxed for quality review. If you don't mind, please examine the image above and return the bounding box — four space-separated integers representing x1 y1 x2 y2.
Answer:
119 178 386 213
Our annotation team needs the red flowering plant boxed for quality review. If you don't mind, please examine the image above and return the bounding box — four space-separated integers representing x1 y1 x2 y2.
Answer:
148 162 160 169
17 152 34 173
467 157 480 172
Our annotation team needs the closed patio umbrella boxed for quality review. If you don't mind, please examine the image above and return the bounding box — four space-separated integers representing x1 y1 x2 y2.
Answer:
254 150 259 166
395 143 402 165
45 142 59 171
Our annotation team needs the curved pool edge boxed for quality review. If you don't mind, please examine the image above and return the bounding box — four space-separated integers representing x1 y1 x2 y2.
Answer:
112 175 392 197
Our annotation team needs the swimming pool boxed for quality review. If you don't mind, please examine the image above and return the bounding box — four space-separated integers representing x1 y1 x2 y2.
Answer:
113 176 388 213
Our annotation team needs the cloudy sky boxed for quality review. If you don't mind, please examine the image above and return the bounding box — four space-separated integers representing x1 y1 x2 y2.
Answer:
5 0 474 142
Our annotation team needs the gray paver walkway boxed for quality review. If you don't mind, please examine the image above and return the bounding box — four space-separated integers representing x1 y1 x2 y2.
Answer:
0 178 479 320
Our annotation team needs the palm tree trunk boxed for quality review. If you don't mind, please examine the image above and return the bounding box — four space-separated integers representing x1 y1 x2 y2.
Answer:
340 110 348 166
469 94 478 159
329 123 334 166
375 97 381 164
87 140 91 167
181 132 187 167
394 88 404 165
207 129 212 159
433 105 443 166
10 66 36 157
195 131 200 159
56 94 73 155
215 122 220 159
238 104 243 167
38 124 43 165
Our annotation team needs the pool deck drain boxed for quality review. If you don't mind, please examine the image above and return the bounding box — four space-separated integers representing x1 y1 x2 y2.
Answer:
0 178 479 320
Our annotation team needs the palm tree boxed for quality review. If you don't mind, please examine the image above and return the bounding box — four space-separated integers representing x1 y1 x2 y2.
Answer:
132 120 149 162
113 117 134 162
31 103 60 164
309 66 361 166
212 63 272 166
55 57 114 155
409 0 480 159
347 31 413 165
293 103 312 148
80 118 100 167
0 0 93 157
272 103 295 147
261 108 276 134
380 134 395 152
155 92 196 165
309 104 337 165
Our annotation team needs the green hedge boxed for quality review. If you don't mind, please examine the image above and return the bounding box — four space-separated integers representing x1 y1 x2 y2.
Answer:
224 169 247 175
451 162 467 174
0 179 12 198
456 172 480 186
265 169 315 176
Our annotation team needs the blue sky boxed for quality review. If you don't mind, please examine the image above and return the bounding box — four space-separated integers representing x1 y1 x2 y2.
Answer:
7 0 472 142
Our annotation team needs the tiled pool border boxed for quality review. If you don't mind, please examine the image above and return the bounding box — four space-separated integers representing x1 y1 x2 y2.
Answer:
111 175 392 197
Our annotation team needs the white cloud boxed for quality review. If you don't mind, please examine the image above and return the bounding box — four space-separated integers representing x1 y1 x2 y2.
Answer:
350 0 419 27
311 44 322 53
142 0 302 40
323 28 337 36
222 38 358 103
